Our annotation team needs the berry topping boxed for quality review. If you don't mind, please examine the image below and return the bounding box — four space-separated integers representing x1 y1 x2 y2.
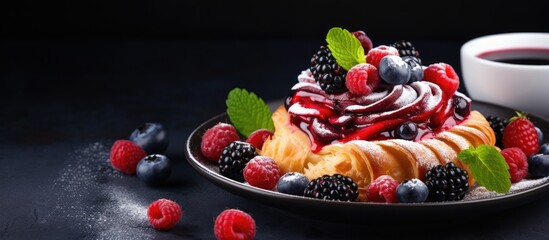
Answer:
394 121 418 140
487 115 508 149
276 172 310 196
423 62 460 96
352 30 373 53
147 199 182 231
310 45 348 94
365 45 399 69
502 112 539 157
129 122 169 154
243 156 281 190
137 154 172 186
218 141 258 182
303 174 359 201
540 143 549 155
245 129 274 150
378 55 412 85
425 162 469 202
201 123 241 163
214 209 256 240
529 154 549 177
453 95 471 121
110 139 148 175
366 175 398 203
402 56 423 82
390 40 421 64
345 63 380 95
395 178 429 203
536 126 544 143
500 147 529 183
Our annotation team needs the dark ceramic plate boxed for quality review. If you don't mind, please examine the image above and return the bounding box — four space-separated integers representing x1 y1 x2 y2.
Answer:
185 100 549 222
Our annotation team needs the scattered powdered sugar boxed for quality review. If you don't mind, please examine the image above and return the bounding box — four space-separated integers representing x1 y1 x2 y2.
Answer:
42 142 154 240
464 177 549 201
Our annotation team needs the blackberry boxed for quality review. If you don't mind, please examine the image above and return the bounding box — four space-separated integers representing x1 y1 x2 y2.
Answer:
487 115 508 149
310 46 348 94
425 162 469 202
218 141 258 182
390 40 422 64
303 174 358 201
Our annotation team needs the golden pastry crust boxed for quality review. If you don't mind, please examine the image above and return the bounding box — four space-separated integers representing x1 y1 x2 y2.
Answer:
261 105 496 199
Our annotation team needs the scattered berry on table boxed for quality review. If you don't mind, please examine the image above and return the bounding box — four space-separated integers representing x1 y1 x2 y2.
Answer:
390 40 421 64
345 63 380 96
352 30 373 53
366 175 398 203
395 178 429 203
303 174 359 201
136 154 172 186
214 209 256 240
366 45 399 69
423 62 460 96
110 139 148 175
129 122 169 154
245 129 274 150
243 156 281 190
218 141 258 182
502 112 539 157
501 147 529 183
276 172 310 196
394 121 418 140
147 198 182 231
528 154 549 177
540 143 549 155
487 115 508 149
453 95 471 121
424 162 469 202
402 56 423 82
310 45 348 94
201 123 241 163
379 55 412 85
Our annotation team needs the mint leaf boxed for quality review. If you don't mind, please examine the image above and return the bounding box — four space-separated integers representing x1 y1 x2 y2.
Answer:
226 88 274 137
458 145 511 193
326 27 365 71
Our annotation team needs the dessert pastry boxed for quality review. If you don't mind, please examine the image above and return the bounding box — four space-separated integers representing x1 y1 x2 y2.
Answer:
259 28 496 199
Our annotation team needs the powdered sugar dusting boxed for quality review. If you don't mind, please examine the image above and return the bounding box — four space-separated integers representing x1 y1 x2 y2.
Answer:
464 177 549 201
42 142 154 239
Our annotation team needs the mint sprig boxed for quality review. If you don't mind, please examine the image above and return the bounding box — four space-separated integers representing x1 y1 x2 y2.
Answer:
458 144 511 193
326 27 366 71
226 88 274 137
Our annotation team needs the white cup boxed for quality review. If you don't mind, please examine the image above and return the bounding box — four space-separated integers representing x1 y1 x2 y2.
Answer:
460 32 549 118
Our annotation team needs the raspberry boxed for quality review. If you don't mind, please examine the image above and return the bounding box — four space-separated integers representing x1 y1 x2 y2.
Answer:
214 209 256 240
365 45 399 68
423 62 460 96
147 198 182 231
345 63 380 96
366 175 398 203
201 123 241 163
110 139 147 175
243 156 281 190
503 112 539 157
245 129 274 150
501 147 529 183
352 30 373 53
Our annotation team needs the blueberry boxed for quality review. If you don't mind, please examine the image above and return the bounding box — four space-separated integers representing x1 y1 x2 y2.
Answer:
129 123 169 154
453 95 471 120
529 154 549 177
136 154 172 186
379 55 411 85
276 172 310 196
396 178 429 203
536 126 544 144
402 56 423 82
540 143 549 155
395 121 418 140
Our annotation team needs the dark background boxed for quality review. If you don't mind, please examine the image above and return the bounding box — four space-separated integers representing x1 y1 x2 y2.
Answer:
2 2 549 239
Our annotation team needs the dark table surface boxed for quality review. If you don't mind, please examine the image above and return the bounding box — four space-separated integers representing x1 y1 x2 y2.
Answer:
2 38 549 240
